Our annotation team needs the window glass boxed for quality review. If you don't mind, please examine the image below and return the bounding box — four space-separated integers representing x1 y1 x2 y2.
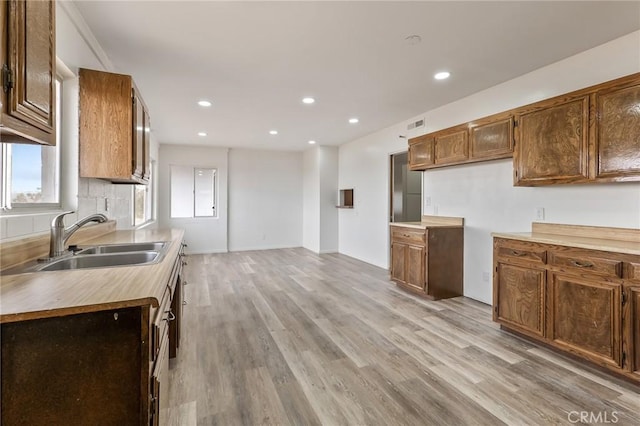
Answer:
170 165 216 218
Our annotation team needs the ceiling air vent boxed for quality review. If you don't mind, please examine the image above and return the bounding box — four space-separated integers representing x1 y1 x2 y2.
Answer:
407 118 424 131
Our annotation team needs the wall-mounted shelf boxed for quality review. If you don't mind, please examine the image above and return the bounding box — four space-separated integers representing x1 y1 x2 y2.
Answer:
336 189 354 208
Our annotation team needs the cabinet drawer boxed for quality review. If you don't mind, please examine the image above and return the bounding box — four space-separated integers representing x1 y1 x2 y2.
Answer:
626 262 640 282
496 243 546 264
391 227 426 245
549 250 622 278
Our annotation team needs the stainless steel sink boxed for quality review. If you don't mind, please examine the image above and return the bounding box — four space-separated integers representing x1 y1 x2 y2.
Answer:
76 242 168 255
38 251 161 271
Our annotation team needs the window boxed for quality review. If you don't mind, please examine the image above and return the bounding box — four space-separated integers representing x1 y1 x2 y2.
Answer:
0 79 62 210
170 165 216 218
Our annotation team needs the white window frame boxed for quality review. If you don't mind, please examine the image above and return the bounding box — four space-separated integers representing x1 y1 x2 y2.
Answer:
169 165 217 219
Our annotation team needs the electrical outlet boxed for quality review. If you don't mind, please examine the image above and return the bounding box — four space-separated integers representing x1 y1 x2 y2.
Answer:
105 198 110 212
535 207 545 221
482 272 491 282
425 196 431 207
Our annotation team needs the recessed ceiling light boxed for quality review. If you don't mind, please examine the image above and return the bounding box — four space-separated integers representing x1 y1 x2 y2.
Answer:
198 100 212 107
434 71 451 80
198 132 207 137
269 130 278 135
308 140 316 145
348 118 359 124
302 97 315 104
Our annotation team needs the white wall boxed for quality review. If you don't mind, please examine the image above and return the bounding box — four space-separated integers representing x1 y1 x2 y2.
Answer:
303 148 320 252
319 146 339 253
303 146 339 254
158 145 229 254
339 31 640 304
228 149 303 251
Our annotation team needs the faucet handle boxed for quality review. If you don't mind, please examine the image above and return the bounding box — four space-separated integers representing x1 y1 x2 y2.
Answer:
51 211 75 227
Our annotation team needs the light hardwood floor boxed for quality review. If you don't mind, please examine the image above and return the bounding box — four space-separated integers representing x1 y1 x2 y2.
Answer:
168 248 639 425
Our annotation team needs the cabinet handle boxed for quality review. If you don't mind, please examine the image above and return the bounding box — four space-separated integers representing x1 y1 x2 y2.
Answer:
182 260 188 266
570 260 593 268
164 310 176 322
403 234 410 238
510 250 526 257
183 300 188 305
183 280 188 286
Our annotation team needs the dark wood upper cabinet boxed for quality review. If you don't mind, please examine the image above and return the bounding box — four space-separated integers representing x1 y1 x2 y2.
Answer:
593 79 640 181
470 116 514 160
1 0 56 145
408 134 434 170
79 68 150 184
434 127 468 165
514 96 590 186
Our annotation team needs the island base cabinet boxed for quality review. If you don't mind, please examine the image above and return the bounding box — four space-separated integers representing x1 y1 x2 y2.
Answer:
547 273 622 368
1 307 148 426
494 262 545 338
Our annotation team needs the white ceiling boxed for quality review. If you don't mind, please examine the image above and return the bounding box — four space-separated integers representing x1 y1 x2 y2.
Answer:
73 1 640 151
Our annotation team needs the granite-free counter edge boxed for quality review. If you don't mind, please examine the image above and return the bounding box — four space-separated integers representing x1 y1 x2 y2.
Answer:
492 231 640 256
0 228 185 323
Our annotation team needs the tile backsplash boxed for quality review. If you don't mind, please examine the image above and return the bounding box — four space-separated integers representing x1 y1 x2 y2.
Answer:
0 178 133 241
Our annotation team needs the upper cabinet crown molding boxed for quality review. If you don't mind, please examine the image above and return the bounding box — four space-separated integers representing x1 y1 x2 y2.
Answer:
1 0 56 146
79 68 150 184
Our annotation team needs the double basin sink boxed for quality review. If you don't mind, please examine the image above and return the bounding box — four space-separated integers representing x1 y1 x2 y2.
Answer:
28 241 170 273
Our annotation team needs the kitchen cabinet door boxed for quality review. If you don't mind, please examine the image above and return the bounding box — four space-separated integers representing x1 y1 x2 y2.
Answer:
626 287 640 377
133 90 145 180
434 127 469 165
470 116 514 160
548 272 622 368
514 95 589 186
408 135 434 170
1 0 56 145
593 80 640 181
405 245 426 291
494 262 546 337
391 242 406 284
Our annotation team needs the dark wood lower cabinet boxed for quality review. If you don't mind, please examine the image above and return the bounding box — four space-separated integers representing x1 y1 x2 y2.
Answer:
390 219 463 300
493 234 639 384
1 308 148 426
1 244 186 425
494 262 545 337
547 273 621 368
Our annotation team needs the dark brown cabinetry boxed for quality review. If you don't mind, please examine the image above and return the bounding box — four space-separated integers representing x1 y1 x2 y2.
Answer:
514 96 590 185
592 78 640 181
390 217 463 300
79 68 151 184
1 0 56 145
1 241 186 425
408 113 514 171
627 287 640 377
469 116 514 160
514 73 640 186
493 224 640 384
408 134 434 170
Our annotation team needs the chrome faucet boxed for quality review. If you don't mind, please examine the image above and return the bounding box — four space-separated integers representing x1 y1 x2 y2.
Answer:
49 211 108 258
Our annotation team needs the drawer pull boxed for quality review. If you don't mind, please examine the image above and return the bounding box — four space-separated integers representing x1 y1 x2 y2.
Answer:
570 260 593 268
182 260 188 266
164 310 176 322
510 250 526 257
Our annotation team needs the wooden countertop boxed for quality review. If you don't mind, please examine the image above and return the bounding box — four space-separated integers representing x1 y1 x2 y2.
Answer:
390 215 465 229
0 228 185 323
492 222 640 256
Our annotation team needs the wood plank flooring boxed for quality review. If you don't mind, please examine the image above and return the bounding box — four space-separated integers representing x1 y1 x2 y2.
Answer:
167 248 639 425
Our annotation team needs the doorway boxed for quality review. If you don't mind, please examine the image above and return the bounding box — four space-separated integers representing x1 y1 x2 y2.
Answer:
390 152 422 222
